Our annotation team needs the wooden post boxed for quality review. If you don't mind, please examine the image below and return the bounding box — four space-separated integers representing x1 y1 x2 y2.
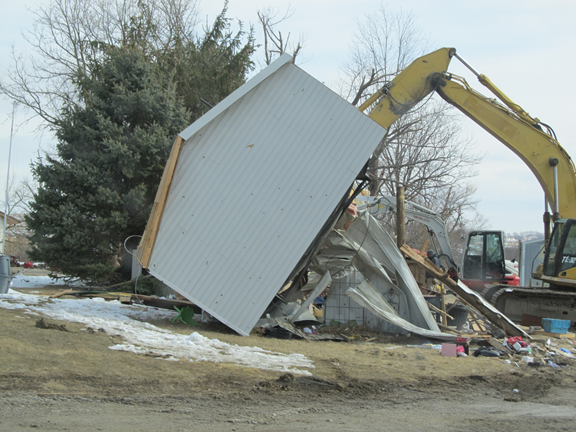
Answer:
420 240 429 255
440 283 447 326
396 185 405 248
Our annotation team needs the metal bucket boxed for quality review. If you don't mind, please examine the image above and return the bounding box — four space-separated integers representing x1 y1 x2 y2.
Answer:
0 255 11 294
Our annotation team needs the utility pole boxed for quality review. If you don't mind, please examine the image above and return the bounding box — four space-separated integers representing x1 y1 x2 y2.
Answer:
2 102 16 255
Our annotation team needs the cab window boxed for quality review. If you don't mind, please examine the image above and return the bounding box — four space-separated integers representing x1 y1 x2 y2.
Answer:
560 224 576 272
544 222 564 276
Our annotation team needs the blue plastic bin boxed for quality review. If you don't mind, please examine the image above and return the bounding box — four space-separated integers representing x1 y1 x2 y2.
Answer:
541 318 570 334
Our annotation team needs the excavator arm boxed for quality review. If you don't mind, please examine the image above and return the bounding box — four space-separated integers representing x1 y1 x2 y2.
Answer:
359 47 576 294
434 74 576 220
358 195 457 268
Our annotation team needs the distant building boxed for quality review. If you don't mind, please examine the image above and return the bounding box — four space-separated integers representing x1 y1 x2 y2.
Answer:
0 212 28 259
506 231 544 243
505 237 520 247
0 211 21 245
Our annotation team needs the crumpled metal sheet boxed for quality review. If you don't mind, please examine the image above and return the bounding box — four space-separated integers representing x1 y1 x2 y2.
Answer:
316 210 444 335
342 211 439 331
346 281 457 341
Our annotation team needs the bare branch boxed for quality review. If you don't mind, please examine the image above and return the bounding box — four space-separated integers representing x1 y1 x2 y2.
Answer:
338 5 486 248
257 6 306 65
0 0 200 127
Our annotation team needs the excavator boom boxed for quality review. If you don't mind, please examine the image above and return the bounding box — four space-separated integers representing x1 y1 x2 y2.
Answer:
361 47 576 221
358 47 576 324
434 74 576 220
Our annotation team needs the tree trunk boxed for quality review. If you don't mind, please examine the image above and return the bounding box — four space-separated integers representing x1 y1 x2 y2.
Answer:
396 185 405 248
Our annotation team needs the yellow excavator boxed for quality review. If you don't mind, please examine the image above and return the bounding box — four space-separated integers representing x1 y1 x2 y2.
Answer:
357 47 576 324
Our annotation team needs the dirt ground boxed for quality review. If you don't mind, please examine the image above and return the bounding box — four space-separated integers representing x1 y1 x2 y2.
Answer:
0 272 575 432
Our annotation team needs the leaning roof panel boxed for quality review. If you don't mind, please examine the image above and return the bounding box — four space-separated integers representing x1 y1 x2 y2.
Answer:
143 54 386 335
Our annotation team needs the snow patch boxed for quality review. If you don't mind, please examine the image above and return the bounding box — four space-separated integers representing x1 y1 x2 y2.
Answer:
0 289 314 375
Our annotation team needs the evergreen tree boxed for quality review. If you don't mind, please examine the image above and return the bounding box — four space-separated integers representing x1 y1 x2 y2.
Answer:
18 3 255 283
25 46 189 282
163 6 256 121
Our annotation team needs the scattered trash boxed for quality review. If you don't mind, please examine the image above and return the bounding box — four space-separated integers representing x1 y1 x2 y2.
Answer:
473 347 501 357
302 326 317 335
555 348 576 359
172 306 198 326
441 343 457 357
263 327 293 340
407 344 442 349
35 317 69 332
548 360 561 368
513 389 519 393
522 356 533 363
504 360 512 364
507 337 528 349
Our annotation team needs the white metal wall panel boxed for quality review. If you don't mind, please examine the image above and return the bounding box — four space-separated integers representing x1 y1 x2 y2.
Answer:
148 57 386 335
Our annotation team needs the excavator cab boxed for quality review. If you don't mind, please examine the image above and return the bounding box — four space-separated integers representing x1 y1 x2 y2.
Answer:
462 231 508 291
541 219 576 288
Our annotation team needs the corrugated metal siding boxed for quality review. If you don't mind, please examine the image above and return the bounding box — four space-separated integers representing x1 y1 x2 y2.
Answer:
148 58 386 335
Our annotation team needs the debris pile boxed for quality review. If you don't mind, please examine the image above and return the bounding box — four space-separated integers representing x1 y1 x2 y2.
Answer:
128 53 547 343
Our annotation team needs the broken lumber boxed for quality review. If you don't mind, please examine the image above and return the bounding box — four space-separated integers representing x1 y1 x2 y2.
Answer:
437 324 461 334
426 301 455 321
532 330 576 339
400 245 529 338
487 337 513 353
50 289 74 299
440 284 447 326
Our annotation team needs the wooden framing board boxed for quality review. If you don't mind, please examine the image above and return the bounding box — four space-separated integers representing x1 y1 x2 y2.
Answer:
426 302 454 321
400 244 530 338
136 136 185 268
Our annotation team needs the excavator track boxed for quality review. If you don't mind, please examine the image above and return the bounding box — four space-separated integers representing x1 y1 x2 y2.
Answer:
487 285 576 325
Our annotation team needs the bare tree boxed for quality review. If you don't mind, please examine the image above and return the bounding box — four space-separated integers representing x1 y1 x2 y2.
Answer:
375 102 482 202
339 5 486 245
339 6 428 106
1 0 200 126
257 6 305 65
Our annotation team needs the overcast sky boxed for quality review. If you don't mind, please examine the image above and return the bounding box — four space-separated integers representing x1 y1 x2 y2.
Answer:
1 0 575 234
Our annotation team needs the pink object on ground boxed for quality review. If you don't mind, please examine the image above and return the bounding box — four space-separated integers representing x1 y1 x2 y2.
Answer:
441 343 457 357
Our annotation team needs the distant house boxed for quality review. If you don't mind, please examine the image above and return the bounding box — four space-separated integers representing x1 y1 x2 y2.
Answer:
0 211 25 256
0 211 20 226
